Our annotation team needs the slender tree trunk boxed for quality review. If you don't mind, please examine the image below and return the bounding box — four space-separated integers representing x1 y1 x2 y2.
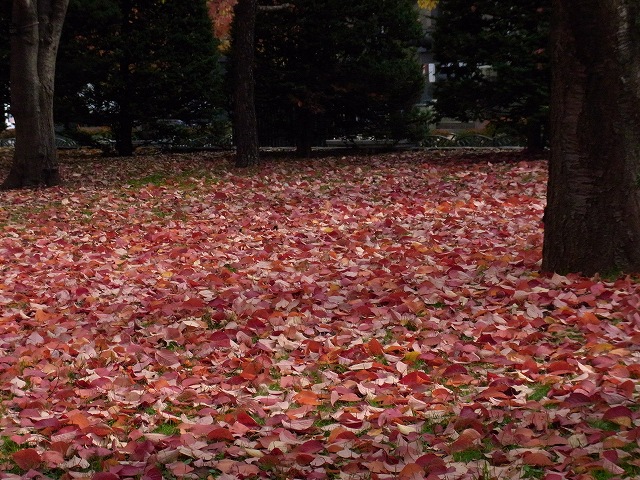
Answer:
542 0 640 275
114 61 134 156
3 0 67 189
231 0 259 168
525 119 545 154
114 0 134 157
295 107 313 157
115 113 134 156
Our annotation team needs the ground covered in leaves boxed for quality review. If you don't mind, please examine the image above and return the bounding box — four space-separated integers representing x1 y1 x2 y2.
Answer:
0 149 639 480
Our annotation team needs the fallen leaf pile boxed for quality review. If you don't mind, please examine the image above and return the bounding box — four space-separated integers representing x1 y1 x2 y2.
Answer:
0 150 639 479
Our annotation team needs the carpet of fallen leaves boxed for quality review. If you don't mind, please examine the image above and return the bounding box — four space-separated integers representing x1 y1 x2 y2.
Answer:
0 149 639 480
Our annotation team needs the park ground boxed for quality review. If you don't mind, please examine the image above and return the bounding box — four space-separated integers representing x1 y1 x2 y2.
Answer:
0 149 639 479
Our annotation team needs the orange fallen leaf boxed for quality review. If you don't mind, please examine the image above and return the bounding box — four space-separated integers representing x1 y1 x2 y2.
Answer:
293 390 321 406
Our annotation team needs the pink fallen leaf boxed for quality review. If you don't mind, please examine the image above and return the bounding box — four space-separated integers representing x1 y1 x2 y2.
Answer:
168 461 194 476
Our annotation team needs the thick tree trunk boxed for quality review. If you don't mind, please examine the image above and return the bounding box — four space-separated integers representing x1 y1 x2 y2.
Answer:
231 0 259 168
3 0 67 189
542 0 640 275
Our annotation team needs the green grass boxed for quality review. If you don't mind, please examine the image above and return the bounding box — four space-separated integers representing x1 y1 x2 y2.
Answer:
160 339 183 351
313 418 335 428
522 465 545 479
588 419 620 432
0 437 20 456
452 448 484 462
128 172 168 187
527 383 552 402
152 422 180 435
591 469 615 480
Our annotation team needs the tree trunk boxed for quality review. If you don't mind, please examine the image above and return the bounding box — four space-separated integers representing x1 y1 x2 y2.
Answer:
231 0 259 168
114 63 134 156
525 119 545 154
542 0 640 275
3 0 67 189
295 107 313 157
114 0 134 157
115 114 134 156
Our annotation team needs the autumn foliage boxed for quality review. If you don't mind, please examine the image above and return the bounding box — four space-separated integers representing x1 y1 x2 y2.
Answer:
0 150 639 479
208 0 237 47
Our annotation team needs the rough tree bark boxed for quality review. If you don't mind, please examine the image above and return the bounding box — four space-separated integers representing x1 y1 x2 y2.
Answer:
231 0 259 168
542 0 640 275
3 0 68 189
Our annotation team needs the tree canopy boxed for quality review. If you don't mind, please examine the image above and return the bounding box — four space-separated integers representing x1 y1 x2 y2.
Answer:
55 0 224 155
432 0 550 150
254 0 425 155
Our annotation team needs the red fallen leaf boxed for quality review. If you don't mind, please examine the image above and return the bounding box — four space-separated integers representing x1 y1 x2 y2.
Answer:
295 439 324 454
181 297 205 309
628 364 640 378
399 463 424 480
415 453 447 473
592 355 618 370
85 425 113 436
293 390 321 406
41 450 64 468
490 450 510 465
521 451 555 466
328 426 357 442
207 427 235 442
618 380 635 398
305 340 323 353
142 466 164 480
295 453 315 465
442 364 468 377
562 392 593 406
67 412 93 430
577 311 600 325
12 448 41 470
449 428 482 453
208 331 231 347
603 450 619 463
546 361 576 374
33 417 63 430
236 410 260 427
602 405 633 427
337 412 364 429
400 371 431 386
367 338 384 356
239 360 262 380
